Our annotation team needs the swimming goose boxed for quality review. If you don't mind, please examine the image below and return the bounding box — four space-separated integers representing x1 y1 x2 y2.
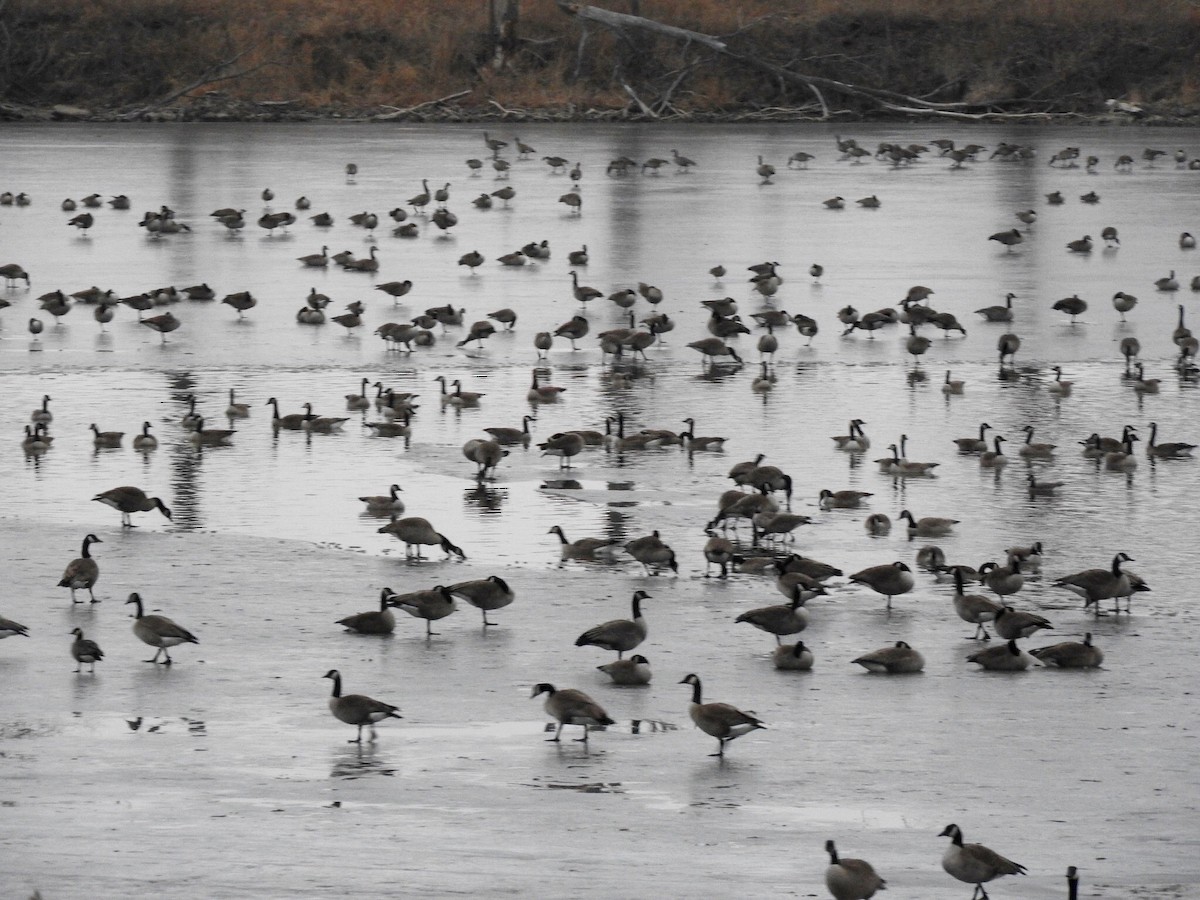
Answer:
188 417 235 447
953 422 991 452
735 587 810 644
819 489 872 510
916 545 947 572
576 591 648 658
852 641 925 673
58 534 102 603
387 585 457 636
864 513 891 535
952 567 1002 640
324 669 401 743
70 628 103 673
1104 433 1140 470
1132 363 1160 394
1019 424 1055 458
343 379 372 411
336 589 397 635
131 422 158 450
359 484 405 512
967 639 1037 671
527 370 566 403
1031 633 1104 668
1048 365 1073 395
979 435 1008 468
0 615 29 639
939 824 1026 899
1146 422 1195 458
447 575 514 626
941 370 965 395
849 562 915 609
548 525 619 562
1155 270 1179 292
832 419 870 451
993 604 1051 640
772 641 814 671
532 683 614 743
31 394 53 424
377 517 466 559
301 403 348 433
90 424 123 448
899 509 958 536
680 673 765 757
892 434 940 475
93 486 171 527
266 397 306 430
125 592 198 664
598 654 652 685
824 839 886 900
449 378 485 406
679 417 727 451
975 292 1015 322
225 388 251 418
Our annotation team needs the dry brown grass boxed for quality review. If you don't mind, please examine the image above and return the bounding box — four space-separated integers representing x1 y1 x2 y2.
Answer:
1 0 1198 113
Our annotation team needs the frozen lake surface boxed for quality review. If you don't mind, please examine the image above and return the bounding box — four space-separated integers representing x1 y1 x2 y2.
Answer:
1 122 1199 898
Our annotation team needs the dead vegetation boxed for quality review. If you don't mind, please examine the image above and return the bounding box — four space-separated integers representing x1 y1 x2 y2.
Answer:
1 0 1198 119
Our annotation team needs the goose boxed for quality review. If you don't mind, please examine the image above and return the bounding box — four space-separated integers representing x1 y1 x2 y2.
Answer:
1019 424 1055 458
952 567 1002 640
70 628 104 673
387 585 457 636
825 839 886 900
1054 552 1137 613
906 324 931 362
1111 290 1137 321
852 641 925 673
514 137 535 157
324 669 401 743
899 509 958 536
1004 541 1043 573
531 683 614 743
548 525 619 562
989 228 1023 251
939 824 1026 898
916 545 946 572
0 615 30 640
819 489 872 510
849 561 915 609
702 534 736 577
93 486 171 527
941 370 965 395
301 403 348 433
0 262 30 286
1047 365 1073 395
58 534 102 603
567 270 602 306
484 415 534 447
90 423 123 448
953 422 991 452
753 511 812 543
1065 235 1093 253
735 587 810 644
482 131 507 155
1052 294 1087 322
408 179 431 211
527 370 566 403
1028 473 1065 495
967 639 1037 671
772 641 814 671
224 388 251 418
450 378 485 406
975 292 1015 322
297 246 329 268
597 654 652 685
980 558 1024 598
487 308 518 331
1132 363 1160 394
1104 433 1140 470
125 592 198 664
997 331 1020 364
1184 232 1198 249
979 434 1008 468
744 465 793 505
575 591 648 658
1031 633 1104 668
558 190 582 213
993 604 1051 640
336 589 397 635
823 195 845 209
490 185 515 204
458 250 485 270
140 311 181 341
863 512 891 535
189 417 235 447
679 673 765 757
538 431 585 468
553 315 590 350
568 245 589 266
359 484 405 512
131 421 158 450
679 417 727 451
832 419 870 451
756 156 776 183
774 565 829 602
31 394 53 424
1146 422 1195 458
377 517 466 559
1155 269 1179 292
448 576 514 626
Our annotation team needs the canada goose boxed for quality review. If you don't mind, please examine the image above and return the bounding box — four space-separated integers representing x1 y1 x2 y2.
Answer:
447 576 514 626
824 839 886 900
1054 552 1138 613
89 423 123 448
1027 471 1065 495
70 628 103 673
1065 234 1093 253
483 415 534 447
1104 433 1140 471
678 417 726 452
736 588 810 643
0 615 30 639
458 250 485 271
1003 542 1043 573
819 489 872 510
906 324 932 362
831 419 870 451
559 190 582 213
527 370 566 403
0 262 30 286
975 292 1015 322
408 179 431 211
1146 422 1195 458
989 228 1023 251
183 416 233 447
939 370 965 395
377 517 466 559
993 604 1051 640
967 639 1037 671
324 669 401 743
953 422 991 452
450 378 485 406
359 484 404 513
1032 632 1104 669
753 512 812 544
532 683 614 743
490 185 515 204
340 246 379 274
576 591 648 658
980 558 1025 598
1019 424 1055 458
140 311 180 341
299 403 348 434
548 525 618 562
978 435 1008 468
125 592 198 664
756 156 775 183
940 824 1026 897
598 654 652 685
1107 291 1139 324
849 562 915 609
387 585 457 636
130 421 158 451
899 509 958 536
1047 365 1073 396
852 641 925 673
996 332 1021 366
823 196 845 209
701 534 736 578
1132 363 1160 394
93 486 171 527
58 534 102 603
768 641 812 671
1156 270 1179 292
336 589 396 635
859 512 890 536
951 567 1002 640
679 673 765 757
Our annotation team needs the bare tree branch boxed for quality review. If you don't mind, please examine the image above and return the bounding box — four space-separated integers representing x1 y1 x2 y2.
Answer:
121 44 265 120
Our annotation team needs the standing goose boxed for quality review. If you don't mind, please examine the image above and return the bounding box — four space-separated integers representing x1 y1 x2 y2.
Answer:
58 534 102 603
336 589 397 635
997 332 1020 364
484 415 535 447
939 824 1026 897
447 576 514 626
980 558 1024 598
975 292 1015 322
851 640 925 673
679 673 765 757
92 486 172 527
624 532 678 575
1111 290 1138 321
70 628 104 673
538 431 585 468
849 561 915 609
0 615 30 639
324 669 401 743
993 604 1051 640
1053 552 1136 613
125 592 198 664
735 586 810 644
598 654 652 685
952 567 1002 640
387 585 457 636
1031 633 1104 668
531 683 614 743
967 639 1037 672
824 840 886 900
575 591 648 658
377 517 466 559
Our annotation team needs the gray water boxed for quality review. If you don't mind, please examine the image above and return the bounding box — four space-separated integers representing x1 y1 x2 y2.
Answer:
1 122 1198 898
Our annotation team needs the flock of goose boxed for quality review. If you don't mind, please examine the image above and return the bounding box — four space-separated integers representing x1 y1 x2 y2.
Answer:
3 125 1199 898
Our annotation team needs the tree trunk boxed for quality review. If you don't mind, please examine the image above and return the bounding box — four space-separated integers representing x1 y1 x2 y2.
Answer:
490 0 520 70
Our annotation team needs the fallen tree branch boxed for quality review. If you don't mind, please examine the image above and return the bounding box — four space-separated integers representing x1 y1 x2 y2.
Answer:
374 89 473 120
121 45 264 120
